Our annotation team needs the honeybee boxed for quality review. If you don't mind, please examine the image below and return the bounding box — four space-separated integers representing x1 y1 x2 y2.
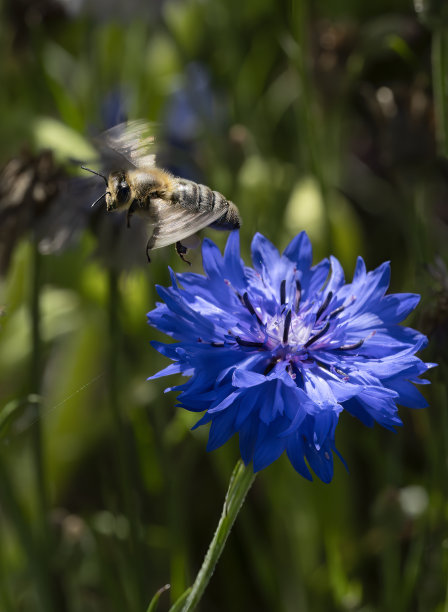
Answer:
83 120 241 263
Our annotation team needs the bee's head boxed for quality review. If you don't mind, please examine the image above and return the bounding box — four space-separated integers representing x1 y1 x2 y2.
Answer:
81 166 131 211
106 171 132 211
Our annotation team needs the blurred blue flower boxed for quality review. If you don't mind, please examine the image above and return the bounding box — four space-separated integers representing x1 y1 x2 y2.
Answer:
161 62 225 181
101 89 128 130
164 62 217 144
147 232 434 483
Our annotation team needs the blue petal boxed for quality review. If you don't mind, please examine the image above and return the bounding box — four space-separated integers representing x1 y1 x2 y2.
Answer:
313 411 338 448
351 261 391 313
326 378 363 403
375 293 420 323
343 397 375 427
279 391 307 436
302 371 341 411
286 434 313 480
155 285 215 335
223 231 247 291
208 391 241 413
325 256 345 294
302 259 331 299
352 256 367 283
384 377 429 409
250 233 290 290
207 404 238 451
259 379 284 424
201 238 224 278
239 414 259 464
282 231 312 268
357 394 402 431
168 266 179 289
150 341 182 359
253 420 287 471
235 387 262 429
251 232 280 274
232 369 265 388
192 412 213 430
304 437 334 483
147 363 182 380
333 446 349 473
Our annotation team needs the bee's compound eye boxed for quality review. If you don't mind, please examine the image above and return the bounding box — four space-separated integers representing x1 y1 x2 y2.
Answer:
116 181 130 204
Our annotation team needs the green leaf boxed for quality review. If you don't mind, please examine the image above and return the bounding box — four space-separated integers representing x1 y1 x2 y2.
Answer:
168 587 191 612
145 584 170 612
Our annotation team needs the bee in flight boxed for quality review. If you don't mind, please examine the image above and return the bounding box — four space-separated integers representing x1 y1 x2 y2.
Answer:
83 120 241 263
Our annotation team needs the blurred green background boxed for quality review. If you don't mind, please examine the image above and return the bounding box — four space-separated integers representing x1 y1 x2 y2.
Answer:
0 0 447 610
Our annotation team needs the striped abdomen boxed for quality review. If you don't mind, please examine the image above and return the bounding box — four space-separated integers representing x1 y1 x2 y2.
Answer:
172 178 240 230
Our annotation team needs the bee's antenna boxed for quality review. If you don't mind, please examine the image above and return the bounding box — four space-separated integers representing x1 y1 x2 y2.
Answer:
81 165 108 187
90 192 110 208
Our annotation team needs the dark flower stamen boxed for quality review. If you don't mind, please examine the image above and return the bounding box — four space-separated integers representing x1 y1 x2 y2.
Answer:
295 279 302 312
211 341 225 347
264 359 277 375
339 339 364 351
236 293 245 306
315 359 330 371
280 279 286 305
283 309 292 344
328 304 345 319
242 292 263 325
315 291 333 320
304 321 330 348
334 367 349 380
235 336 265 348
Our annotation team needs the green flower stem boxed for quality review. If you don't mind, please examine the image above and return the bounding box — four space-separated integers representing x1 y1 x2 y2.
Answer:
0 459 53 612
176 460 256 612
432 26 448 156
29 236 56 612
107 269 146 609
292 0 332 250
145 584 171 612
30 238 48 525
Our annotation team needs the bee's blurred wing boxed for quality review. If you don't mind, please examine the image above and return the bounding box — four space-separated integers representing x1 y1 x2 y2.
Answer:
36 176 100 254
146 199 226 249
98 120 158 170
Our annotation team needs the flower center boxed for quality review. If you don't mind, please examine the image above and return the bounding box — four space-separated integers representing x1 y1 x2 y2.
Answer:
265 311 313 349
232 285 365 360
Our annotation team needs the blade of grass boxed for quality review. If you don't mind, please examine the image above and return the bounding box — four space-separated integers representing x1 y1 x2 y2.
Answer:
432 27 448 156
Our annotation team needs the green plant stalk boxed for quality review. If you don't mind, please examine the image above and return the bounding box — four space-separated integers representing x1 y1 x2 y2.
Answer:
30 239 48 524
431 28 448 612
1 236 56 612
0 459 54 612
145 583 171 612
293 0 332 249
29 236 57 612
440 363 448 612
432 27 448 156
107 269 146 609
174 460 256 612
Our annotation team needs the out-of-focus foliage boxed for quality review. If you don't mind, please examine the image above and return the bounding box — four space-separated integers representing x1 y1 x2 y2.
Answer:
0 0 447 611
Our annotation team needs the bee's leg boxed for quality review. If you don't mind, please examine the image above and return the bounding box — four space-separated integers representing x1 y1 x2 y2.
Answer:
145 227 158 264
175 241 191 266
126 200 138 228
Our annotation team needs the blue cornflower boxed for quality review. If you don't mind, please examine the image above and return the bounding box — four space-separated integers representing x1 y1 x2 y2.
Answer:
147 232 434 483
